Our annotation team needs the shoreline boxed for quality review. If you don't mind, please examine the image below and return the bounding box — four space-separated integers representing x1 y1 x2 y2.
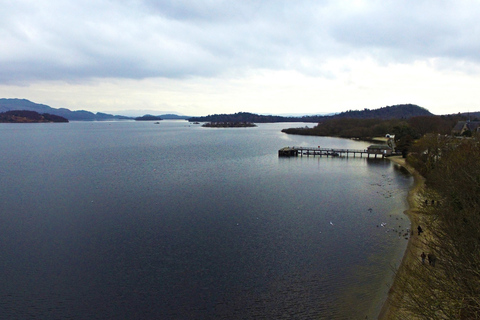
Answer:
377 156 425 319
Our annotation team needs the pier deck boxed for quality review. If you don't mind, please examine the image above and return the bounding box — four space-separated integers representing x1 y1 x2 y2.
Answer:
278 146 390 158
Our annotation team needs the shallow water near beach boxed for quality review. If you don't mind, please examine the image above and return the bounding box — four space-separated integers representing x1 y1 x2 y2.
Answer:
0 121 412 319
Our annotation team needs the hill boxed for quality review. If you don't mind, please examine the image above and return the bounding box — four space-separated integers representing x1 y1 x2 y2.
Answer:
330 104 433 119
134 115 163 121
0 110 68 123
188 104 433 123
0 98 132 121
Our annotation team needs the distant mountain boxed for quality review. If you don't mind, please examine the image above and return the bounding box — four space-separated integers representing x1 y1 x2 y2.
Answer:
0 98 132 121
188 104 433 123
159 114 190 120
1 99 433 123
116 110 189 118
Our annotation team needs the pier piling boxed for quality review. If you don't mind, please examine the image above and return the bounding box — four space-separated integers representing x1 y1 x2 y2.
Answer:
278 146 392 158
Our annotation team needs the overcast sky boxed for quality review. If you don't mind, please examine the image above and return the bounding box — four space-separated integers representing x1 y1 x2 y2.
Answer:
1 0 479 116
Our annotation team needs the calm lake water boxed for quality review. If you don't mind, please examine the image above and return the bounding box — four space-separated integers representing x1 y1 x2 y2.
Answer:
0 121 412 319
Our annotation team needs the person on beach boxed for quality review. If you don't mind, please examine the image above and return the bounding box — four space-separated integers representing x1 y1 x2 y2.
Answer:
427 253 437 266
417 225 423 235
421 252 426 264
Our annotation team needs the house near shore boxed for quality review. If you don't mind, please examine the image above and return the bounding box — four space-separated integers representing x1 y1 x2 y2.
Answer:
367 144 393 156
452 120 480 136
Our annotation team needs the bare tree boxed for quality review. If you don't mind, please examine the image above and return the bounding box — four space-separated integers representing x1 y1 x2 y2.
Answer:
391 137 480 319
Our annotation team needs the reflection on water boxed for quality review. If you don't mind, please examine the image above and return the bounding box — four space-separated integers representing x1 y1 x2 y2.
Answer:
0 122 412 319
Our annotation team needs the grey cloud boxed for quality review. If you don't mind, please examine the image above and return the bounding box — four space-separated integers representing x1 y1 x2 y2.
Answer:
1 0 479 84
329 1 480 62
139 0 260 22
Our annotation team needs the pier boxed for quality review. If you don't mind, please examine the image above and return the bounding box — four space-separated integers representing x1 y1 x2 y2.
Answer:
278 146 392 158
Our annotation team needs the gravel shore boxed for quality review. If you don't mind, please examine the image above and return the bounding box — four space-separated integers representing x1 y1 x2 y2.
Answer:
378 156 426 319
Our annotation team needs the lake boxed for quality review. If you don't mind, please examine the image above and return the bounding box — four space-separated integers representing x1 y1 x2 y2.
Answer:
0 120 412 319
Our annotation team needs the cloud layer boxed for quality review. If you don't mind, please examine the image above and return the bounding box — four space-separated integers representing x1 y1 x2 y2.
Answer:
3 0 480 84
1 1 480 115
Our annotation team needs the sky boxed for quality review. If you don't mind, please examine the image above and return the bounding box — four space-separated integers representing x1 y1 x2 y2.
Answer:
1 0 479 116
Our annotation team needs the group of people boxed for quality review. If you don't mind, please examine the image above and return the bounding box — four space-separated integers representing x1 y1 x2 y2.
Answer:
420 252 437 266
418 225 437 266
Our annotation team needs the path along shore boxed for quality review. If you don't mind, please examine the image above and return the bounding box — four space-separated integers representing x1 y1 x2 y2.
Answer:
378 156 426 319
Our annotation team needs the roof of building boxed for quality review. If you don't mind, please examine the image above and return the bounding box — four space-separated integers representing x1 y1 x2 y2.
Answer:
452 121 466 133
452 121 480 133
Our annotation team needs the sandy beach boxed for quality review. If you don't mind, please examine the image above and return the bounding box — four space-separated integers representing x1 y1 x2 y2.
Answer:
378 156 426 319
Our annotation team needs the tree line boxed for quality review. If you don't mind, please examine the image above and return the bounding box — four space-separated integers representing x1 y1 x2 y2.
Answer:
282 115 463 154
0 110 68 123
187 104 435 124
389 133 480 319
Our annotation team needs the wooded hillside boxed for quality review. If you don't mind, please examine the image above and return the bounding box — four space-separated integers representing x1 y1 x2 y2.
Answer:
188 104 434 123
0 110 68 123
282 115 461 139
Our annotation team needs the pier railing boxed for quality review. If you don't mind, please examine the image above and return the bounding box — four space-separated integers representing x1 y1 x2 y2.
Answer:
278 146 391 158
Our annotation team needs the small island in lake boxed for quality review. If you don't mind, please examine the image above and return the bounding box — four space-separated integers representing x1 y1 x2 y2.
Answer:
0 110 69 123
134 115 163 121
202 122 257 128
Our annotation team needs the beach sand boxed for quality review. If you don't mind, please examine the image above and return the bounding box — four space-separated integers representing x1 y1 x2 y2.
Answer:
378 156 426 319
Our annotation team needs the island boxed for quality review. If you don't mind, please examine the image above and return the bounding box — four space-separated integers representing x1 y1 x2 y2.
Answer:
202 122 257 128
0 110 68 123
134 115 163 121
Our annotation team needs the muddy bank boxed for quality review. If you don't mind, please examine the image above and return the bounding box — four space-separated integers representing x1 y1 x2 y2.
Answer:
378 156 425 319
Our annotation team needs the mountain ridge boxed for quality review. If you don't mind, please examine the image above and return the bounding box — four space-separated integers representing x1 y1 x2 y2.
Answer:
188 104 433 123
0 99 463 123
0 98 194 121
0 98 132 121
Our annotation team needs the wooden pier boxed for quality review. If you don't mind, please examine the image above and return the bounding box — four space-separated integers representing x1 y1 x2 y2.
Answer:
278 146 392 158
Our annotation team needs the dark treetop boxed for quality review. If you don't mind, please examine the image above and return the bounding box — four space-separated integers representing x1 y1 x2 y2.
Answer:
0 110 68 123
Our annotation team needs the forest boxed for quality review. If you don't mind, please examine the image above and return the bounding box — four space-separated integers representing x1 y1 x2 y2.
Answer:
0 110 68 123
282 115 465 156
388 133 480 319
188 104 434 124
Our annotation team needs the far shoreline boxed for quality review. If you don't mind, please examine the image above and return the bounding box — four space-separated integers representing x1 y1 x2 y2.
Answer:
378 155 426 319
